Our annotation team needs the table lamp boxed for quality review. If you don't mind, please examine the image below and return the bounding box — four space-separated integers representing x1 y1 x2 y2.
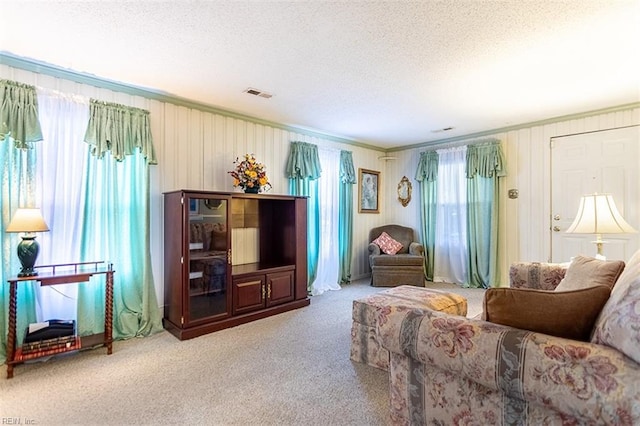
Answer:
6 208 50 277
566 193 637 259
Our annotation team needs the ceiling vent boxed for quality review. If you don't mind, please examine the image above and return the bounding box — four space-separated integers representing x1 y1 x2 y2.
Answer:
244 87 273 99
431 127 455 133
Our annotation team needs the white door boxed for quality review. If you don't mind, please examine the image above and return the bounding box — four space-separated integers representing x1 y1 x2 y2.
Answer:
551 126 640 262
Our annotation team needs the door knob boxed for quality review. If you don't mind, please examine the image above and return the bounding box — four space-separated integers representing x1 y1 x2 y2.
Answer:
553 226 561 232
553 215 560 221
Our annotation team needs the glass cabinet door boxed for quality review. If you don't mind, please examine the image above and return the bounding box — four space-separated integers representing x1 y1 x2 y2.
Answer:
186 196 230 322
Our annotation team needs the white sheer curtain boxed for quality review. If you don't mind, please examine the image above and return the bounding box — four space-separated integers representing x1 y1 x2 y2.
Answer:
33 89 90 321
433 146 468 284
311 147 341 296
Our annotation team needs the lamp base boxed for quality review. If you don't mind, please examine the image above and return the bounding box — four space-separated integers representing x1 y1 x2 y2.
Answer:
592 234 608 260
16 235 40 277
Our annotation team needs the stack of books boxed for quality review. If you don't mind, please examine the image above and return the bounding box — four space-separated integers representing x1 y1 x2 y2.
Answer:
22 335 77 355
22 319 77 355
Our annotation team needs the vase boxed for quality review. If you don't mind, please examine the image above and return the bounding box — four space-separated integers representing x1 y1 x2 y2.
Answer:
244 187 260 194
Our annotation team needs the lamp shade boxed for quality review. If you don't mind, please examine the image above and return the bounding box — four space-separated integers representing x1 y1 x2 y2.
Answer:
566 193 637 235
6 208 50 233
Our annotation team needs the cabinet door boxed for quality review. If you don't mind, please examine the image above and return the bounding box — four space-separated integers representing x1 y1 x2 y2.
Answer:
266 271 294 307
233 275 265 314
186 195 231 324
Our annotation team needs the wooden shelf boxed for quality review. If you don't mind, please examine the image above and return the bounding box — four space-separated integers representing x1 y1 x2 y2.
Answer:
232 263 294 277
190 251 226 261
5 263 114 379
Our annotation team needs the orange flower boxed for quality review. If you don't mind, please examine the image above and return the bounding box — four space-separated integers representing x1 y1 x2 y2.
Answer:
227 154 272 192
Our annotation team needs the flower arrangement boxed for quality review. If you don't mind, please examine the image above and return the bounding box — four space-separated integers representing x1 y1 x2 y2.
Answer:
228 154 272 193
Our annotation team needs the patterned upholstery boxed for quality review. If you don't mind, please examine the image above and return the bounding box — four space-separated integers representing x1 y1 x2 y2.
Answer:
377 257 640 425
508 261 568 290
592 249 640 364
350 286 467 371
372 231 403 255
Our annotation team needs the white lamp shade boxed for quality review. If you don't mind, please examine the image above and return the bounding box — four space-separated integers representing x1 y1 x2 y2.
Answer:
566 194 637 234
6 208 50 233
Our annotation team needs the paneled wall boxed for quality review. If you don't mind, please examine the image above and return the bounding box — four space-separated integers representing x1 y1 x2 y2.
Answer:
0 64 388 306
2 62 638 299
387 107 640 285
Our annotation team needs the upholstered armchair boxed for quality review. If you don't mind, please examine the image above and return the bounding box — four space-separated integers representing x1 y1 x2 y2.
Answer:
368 224 425 287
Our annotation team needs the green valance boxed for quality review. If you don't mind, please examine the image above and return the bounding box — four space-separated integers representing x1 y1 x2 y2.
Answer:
0 79 43 149
414 150 438 182
339 150 356 184
285 141 321 180
84 99 157 164
466 140 506 179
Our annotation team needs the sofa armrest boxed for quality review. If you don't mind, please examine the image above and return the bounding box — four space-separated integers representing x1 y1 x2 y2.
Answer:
368 242 381 256
377 306 640 423
509 261 568 290
409 242 424 257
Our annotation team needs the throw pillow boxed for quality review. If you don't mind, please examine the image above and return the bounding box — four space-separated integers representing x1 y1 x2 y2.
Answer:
372 232 403 255
482 285 612 341
591 249 640 363
554 255 625 291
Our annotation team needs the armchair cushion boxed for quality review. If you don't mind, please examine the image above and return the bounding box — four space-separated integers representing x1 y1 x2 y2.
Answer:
555 255 625 291
369 254 424 267
483 286 612 341
592 249 640 364
372 231 403 255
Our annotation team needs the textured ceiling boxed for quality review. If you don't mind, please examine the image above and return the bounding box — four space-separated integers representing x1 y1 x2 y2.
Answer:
1 1 639 149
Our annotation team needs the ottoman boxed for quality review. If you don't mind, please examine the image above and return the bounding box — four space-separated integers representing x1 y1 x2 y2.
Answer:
350 285 467 371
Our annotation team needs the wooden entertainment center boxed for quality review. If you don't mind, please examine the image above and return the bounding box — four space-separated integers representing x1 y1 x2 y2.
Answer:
163 190 309 340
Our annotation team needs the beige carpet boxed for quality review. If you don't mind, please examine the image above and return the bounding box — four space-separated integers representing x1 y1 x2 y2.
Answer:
0 279 484 425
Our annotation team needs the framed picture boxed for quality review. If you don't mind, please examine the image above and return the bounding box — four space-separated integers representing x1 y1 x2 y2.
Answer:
358 168 380 213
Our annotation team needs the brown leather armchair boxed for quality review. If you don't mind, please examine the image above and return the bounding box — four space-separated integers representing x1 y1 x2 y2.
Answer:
368 224 425 287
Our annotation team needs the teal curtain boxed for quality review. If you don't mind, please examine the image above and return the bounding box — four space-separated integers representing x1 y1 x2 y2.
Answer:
338 150 356 285
79 100 162 338
0 80 43 149
415 150 438 280
0 80 41 362
466 141 506 288
286 141 321 291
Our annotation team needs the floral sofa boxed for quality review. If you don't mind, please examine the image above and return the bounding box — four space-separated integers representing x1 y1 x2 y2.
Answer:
377 250 640 425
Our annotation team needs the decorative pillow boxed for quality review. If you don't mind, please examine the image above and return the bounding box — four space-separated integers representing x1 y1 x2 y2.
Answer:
372 232 403 255
554 255 625 291
482 285 612 341
591 249 640 363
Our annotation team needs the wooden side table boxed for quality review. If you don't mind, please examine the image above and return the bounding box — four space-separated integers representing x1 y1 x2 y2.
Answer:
5 261 114 378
